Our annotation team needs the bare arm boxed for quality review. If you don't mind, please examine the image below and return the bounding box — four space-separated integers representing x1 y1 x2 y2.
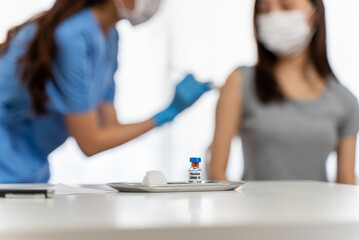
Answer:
336 135 357 185
208 70 243 180
65 73 212 157
98 103 121 127
65 104 155 157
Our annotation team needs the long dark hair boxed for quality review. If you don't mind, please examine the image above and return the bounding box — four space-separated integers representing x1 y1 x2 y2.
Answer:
0 0 108 114
253 0 333 103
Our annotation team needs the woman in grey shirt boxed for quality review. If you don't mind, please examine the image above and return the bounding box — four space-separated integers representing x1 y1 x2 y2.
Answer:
209 0 359 184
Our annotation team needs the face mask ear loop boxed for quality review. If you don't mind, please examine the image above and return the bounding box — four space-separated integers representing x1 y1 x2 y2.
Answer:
306 4 318 39
308 4 316 17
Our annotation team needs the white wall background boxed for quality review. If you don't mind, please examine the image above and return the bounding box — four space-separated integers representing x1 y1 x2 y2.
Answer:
0 0 358 183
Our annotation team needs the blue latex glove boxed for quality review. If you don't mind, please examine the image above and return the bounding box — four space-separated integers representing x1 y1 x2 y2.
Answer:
152 74 212 127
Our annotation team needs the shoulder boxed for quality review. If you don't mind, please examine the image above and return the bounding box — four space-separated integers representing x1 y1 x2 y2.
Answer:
225 66 256 101
220 68 243 102
329 77 358 110
15 23 37 39
223 68 242 89
9 23 37 48
0 23 37 68
223 66 255 89
218 69 241 105
219 66 255 108
55 9 97 45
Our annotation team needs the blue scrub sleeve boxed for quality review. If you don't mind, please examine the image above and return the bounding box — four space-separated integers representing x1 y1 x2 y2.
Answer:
102 79 116 103
48 30 95 114
101 29 119 104
338 94 359 138
101 59 118 104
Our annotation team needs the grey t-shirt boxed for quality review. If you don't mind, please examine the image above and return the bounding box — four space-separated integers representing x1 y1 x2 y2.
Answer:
239 66 359 181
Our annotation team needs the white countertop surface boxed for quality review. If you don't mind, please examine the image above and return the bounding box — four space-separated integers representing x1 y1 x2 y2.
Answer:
1 181 359 240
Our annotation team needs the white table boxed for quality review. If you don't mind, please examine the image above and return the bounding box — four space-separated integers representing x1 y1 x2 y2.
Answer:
1 181 359 240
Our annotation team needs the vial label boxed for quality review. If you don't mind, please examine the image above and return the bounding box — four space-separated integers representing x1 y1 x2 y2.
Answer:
188 170 203 184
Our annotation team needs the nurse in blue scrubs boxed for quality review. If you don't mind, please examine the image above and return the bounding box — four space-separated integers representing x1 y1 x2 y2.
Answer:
0 0 211 183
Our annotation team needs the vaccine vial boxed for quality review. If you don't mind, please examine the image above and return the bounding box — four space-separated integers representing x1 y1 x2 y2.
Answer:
188 157 203 184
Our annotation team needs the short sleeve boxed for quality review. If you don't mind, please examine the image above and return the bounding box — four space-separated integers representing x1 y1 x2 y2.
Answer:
102 76 116 103
47 29 94 114
101 55 118 104
338 92 359 138
101 29 119 104
238 66 256 115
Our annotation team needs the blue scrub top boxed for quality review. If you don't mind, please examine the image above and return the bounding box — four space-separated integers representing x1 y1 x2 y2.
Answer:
0 9 119 183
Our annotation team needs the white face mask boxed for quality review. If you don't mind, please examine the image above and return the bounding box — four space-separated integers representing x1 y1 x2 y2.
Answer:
116 0 162 26
257 10 314 57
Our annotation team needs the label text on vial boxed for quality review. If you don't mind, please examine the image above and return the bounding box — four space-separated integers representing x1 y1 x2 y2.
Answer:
188 170 203 184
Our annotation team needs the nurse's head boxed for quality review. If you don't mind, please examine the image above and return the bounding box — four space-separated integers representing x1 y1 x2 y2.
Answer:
253 0 333 103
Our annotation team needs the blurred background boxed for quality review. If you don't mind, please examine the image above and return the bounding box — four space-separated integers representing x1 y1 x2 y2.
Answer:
0 0 358 183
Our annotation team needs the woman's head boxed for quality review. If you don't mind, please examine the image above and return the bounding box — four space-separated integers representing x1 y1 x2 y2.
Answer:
253 0 333 103
256 0 316 20
256 0 316 57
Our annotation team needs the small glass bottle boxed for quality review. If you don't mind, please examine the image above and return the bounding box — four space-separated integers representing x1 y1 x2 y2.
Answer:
188 157 203 184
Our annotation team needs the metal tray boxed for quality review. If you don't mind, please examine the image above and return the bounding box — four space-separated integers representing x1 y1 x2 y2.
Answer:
107 181 244 193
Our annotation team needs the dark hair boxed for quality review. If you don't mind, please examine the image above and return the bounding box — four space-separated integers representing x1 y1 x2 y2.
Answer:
253 0 333 103
0 0 108 114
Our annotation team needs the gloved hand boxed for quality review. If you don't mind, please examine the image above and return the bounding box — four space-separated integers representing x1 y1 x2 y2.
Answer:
152 74 213 127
